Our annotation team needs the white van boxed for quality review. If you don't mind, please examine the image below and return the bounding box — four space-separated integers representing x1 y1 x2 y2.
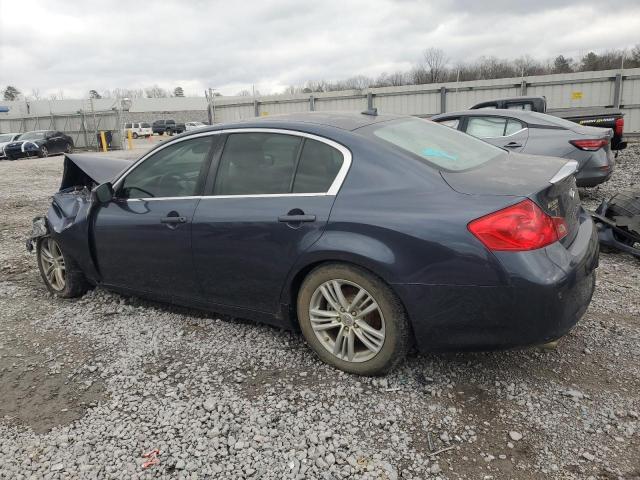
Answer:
123 122 153 138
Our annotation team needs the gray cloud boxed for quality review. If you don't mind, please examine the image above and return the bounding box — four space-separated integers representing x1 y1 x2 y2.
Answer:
0 0 638 98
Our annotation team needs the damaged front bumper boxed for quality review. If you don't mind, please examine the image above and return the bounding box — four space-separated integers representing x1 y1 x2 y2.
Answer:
25 216 49 252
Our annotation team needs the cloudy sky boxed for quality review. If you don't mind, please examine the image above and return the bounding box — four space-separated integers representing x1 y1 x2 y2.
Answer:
1 0 639 99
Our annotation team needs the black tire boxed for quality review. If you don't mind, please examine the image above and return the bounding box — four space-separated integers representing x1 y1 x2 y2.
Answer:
132 132 139 139
165 129 172 136
36 237 90 298
297 263 411 375
39 146 49 158
65 143 73 154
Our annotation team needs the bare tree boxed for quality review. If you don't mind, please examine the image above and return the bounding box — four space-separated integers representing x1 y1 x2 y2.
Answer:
30 88 41 100
236 89 251 96
144 85 169 98
422 48 448 83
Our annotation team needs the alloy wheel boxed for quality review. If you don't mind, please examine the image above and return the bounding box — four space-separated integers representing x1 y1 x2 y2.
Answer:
309 279 386 363
39 238 66 291
41 146 49 157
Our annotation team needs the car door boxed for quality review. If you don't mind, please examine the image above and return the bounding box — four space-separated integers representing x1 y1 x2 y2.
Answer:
191 130 349 314
92 134 216 300
464 116 529 152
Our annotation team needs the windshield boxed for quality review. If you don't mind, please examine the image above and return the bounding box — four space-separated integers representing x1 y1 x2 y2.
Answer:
0 133 18 142
363 118 504 171
20 131 46 140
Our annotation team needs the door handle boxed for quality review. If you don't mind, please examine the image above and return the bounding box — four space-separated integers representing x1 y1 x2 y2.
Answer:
503 142 522 148
160 216 187 224
278 214 316 223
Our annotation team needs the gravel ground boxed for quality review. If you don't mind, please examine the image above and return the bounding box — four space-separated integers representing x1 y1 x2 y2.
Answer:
0 144 638 480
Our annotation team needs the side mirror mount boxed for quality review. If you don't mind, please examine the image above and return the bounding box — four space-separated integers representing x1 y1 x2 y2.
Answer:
93 182 114 204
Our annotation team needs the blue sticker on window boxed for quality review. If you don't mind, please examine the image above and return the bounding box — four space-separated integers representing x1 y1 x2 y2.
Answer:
422 148 457 161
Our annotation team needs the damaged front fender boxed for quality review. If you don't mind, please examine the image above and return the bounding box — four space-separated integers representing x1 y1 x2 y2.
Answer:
26 153 134 284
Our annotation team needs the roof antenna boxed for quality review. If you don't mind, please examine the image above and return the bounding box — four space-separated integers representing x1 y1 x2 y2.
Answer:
361 107 378 116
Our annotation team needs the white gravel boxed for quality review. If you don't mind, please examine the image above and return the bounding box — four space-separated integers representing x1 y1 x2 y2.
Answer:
0 144 638 479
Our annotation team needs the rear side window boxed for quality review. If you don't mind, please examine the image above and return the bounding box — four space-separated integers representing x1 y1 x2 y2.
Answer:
364 118 503 171
438 118 459 129
293 139 343 193
505 119 525 135
214 133 302 195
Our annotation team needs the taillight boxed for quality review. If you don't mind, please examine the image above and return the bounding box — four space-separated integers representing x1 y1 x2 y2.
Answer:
614 117 624 136
570 139 608 151
468 199 568 251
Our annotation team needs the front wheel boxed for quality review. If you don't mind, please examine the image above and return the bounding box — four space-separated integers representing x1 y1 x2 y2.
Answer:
37 237 90 297
39 146 49 158
297 263 410 375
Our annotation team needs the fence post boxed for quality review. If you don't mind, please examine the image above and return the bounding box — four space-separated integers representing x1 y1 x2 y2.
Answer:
254 99 259 117
613 73 622 108
440 87 446 113
367 92 374 110
521 79 528 96
309 95 315 111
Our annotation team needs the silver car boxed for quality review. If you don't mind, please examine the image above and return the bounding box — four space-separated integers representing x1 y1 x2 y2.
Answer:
431 109 614 187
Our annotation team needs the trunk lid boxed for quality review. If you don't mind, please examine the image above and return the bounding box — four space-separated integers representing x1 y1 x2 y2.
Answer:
441 152 582 246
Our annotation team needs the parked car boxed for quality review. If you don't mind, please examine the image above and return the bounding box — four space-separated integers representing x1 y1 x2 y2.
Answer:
4 130 73 160
431 109 614 187
123 122 152 139
27 112 598 375
470 96 627 151
152 119 185 136
185 121 208 131
0 132 21 159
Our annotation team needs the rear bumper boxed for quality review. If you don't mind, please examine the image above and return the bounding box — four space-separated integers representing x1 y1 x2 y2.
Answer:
395 211 599 352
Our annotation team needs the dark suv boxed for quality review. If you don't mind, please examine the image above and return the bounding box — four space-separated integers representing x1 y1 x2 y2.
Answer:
152 119 185 136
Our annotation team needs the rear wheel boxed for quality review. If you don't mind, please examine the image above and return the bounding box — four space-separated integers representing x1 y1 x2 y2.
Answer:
165 129 172 136
37 237 90 297
132 132 139 139
297 263 410 375
65 143 73 154
39 146 49 158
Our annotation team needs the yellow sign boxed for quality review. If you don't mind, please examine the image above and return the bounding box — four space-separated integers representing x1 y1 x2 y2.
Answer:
571 91 583 100
261 111 269 116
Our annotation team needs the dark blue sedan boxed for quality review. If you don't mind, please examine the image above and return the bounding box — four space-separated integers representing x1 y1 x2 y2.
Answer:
29 112 599 375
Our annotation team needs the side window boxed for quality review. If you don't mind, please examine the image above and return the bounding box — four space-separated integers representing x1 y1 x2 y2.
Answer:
214 133 302 195
506 102 533 111
466 117 508 138
119 136 212 199
505 119 525 135
293 139 344 193
438 118 460 129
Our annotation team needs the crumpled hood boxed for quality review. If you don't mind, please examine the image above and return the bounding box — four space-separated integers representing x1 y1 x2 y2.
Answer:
60 153 133 190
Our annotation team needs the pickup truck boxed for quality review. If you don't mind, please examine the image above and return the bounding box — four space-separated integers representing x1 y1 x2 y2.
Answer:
470 96 627 151
151 119 185 136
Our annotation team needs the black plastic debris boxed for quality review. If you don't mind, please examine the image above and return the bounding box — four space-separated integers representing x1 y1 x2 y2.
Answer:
590 188 640 258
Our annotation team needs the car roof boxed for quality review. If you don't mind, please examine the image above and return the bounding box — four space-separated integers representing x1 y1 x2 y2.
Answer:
432 109 565 126
195 111 406 133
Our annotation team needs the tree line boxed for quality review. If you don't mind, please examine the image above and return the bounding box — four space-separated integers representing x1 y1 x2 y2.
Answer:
282 46 640 94
3 45 639 101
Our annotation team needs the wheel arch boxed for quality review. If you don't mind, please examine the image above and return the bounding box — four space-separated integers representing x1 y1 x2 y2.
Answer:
280 252 409 333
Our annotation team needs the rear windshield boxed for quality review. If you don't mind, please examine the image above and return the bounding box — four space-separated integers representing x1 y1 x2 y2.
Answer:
363 118 503 171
